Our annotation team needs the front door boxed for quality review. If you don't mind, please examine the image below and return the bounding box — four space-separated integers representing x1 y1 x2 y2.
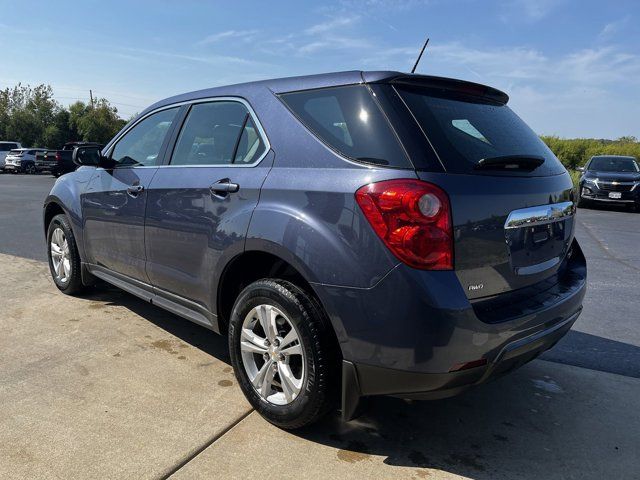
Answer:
144 100 272 315
82 107 180 282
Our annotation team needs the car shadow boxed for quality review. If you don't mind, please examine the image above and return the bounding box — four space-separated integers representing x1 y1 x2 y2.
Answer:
292 357 638 478
78 283 230 363
578 203 637 214
541 329 640 378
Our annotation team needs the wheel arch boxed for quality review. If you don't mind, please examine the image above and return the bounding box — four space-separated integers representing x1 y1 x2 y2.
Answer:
217 249 316 330
216 249 343 353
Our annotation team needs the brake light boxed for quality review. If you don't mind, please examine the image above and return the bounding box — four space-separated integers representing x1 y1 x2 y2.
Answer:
55 153 62 162
355 179 453 270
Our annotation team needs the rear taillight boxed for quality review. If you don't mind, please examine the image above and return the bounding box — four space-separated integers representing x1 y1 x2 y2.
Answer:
355 179 453 270
55 153 62 162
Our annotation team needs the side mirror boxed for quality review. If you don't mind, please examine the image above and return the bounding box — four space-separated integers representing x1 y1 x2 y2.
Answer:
576 166 585 172
72 146 113 168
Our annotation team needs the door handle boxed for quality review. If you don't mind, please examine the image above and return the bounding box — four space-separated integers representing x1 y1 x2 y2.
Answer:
210 179 239 196
127 184 144 197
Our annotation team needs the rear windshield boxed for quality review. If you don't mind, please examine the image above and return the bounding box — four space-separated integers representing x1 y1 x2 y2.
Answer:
396 85 565 175
588 157 639 172
280 85 411 168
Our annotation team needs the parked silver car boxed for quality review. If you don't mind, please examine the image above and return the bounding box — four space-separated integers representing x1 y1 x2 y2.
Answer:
4 148 47 174
0 141 22 171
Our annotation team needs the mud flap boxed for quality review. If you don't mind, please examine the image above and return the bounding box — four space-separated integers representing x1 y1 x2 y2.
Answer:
341 360 365 421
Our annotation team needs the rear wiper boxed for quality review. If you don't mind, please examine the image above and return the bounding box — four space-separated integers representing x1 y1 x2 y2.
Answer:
356 157 390 166
475 155 545 171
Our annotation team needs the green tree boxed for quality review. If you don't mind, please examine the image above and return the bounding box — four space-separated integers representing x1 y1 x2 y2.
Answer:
69 99 126 144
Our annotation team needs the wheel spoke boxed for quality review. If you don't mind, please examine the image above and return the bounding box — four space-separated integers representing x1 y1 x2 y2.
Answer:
278 363 301 403
252 359 273 390
280 343 302 356
260 364 276 397
240 328 268 354
257 305 278 342
63 259 70 279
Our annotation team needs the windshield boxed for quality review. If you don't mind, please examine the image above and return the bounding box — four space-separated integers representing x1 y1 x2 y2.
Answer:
588 157 639 172
395 84 565 175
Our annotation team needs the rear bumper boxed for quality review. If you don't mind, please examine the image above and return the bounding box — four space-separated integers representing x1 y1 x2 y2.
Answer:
313 240 586 419
347 308 578 400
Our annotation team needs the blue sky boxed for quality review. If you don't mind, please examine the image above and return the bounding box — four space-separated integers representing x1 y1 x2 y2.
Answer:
1 0 638 139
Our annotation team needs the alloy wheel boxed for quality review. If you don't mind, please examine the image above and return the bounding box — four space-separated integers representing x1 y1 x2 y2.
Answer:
50 227 71 283
240 304 305 405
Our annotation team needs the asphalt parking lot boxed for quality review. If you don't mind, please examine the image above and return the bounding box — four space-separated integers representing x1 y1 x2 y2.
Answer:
1 173 639 479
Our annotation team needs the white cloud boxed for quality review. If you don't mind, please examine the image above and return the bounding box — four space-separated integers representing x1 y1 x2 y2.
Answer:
598 16 630 39
196 30 259 46
305 16 359 34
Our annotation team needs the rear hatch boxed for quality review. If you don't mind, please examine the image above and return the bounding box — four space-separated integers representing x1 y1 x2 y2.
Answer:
385 77 575 299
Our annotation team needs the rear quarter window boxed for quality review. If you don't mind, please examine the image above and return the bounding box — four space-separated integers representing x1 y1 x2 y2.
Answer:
280 85 412 168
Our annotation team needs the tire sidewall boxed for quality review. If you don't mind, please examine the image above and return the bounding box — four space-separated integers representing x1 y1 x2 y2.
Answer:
229 281 324 426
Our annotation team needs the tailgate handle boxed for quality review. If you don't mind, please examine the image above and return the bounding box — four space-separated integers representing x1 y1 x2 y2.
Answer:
504 201 574 230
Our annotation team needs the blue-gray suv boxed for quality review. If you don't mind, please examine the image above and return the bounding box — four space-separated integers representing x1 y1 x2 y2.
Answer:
44 71 587 429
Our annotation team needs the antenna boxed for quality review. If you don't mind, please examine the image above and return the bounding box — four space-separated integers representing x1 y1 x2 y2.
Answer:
411 38 429 74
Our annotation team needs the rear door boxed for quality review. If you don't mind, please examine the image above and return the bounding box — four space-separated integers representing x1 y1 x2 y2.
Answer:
388 82 575 299
145 98 272 316
82 107 180 282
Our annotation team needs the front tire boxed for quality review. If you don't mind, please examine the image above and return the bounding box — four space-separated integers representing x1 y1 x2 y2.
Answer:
229 279 338 429
46 214 84 294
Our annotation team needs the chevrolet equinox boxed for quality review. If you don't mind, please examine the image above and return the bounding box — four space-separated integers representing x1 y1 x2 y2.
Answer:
43 71 587 429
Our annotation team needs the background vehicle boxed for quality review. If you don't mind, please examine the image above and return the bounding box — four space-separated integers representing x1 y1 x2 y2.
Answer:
44 71 586 429
36 142 103 177
578 155 640 210
3 148 47 174
0 141 22 171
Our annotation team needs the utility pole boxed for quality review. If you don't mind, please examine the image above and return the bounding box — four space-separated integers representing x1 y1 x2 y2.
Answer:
89 89 94 108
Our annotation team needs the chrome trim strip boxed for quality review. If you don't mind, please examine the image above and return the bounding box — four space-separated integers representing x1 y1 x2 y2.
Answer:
504 201 574 230
103 96 271 169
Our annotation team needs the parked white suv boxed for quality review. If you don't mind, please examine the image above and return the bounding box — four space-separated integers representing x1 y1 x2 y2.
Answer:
4 148 46 174
0 142 22 171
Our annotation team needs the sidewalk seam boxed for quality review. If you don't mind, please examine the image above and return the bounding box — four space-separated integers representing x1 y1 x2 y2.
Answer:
157 408 254 480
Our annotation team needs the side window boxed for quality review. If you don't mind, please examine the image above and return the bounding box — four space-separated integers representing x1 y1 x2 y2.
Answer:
111 107 178 167
171 101 266 166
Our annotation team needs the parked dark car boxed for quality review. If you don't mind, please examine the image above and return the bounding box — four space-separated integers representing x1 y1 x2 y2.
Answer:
36 142 103 177
43 71 586 429
578 155 640 210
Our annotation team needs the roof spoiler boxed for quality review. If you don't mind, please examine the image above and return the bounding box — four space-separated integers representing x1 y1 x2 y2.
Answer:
388 74 509 105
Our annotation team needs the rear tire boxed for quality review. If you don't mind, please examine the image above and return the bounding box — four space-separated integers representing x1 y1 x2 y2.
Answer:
46 214 84 295
25 163 36 174
229 279 338 430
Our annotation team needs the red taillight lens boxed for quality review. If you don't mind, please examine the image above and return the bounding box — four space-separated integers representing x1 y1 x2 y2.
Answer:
355 179 453 270
55 153 62 162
